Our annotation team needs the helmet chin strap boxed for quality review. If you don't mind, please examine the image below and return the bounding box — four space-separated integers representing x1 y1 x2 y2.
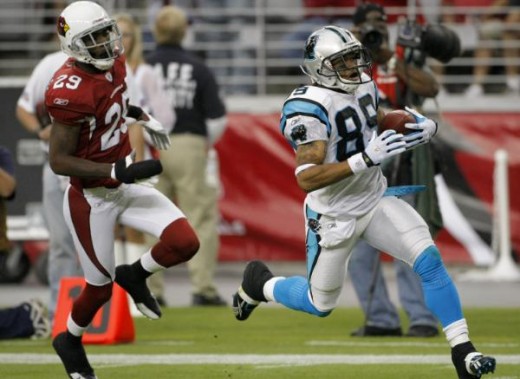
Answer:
92 59 115 71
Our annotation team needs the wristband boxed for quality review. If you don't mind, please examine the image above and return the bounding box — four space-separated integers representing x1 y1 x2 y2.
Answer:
347 153 368 174
127 105 144 119
294 163 316 176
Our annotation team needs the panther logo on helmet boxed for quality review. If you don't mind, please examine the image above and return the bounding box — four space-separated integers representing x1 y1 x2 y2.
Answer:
304 35 318 60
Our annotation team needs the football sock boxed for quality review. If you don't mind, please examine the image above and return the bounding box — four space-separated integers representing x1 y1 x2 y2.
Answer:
413 245 463 327
273 276 330 317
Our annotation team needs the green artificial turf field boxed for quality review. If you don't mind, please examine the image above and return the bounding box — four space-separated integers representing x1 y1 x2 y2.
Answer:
0 307 518 378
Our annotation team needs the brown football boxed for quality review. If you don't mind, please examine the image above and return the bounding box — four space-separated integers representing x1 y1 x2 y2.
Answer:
378 109 416 135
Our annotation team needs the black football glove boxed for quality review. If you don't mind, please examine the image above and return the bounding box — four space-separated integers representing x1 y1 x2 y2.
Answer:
111 151 163 184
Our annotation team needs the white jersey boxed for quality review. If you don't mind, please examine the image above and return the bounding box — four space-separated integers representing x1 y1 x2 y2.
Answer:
17 51 68 154
281 81 387 219
17 51 68 114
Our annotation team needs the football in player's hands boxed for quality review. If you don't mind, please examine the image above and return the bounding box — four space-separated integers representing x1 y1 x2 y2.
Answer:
378 110 416 135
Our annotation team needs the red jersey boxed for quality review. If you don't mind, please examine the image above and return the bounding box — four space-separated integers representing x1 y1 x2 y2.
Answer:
45 56 132 189
372 61 404 109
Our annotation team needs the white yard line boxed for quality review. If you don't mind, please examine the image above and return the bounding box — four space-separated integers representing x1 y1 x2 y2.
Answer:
0 354 519 366
307 341 520 348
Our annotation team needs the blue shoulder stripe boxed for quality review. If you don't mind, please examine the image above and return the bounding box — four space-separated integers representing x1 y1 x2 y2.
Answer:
280 98 331 136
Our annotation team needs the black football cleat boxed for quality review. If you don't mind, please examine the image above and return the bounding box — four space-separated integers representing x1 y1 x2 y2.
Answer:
452 341 496 378
405 324 439 338
232 260 274 321
53 332 97 379
115 265 161 319
192 293 227 306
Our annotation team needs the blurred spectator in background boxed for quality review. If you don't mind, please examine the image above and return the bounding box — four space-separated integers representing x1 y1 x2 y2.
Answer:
443 0 520 96
191 0 257 94
348 3 441 338
15 49 81 326
0 299 51 340
0 147 50 340
364 0 426 23
0 146 17 277
147 6 228 306
501 0 520 93
114 13 176 310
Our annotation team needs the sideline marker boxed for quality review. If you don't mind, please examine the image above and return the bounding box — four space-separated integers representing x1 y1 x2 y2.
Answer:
52 277 135 344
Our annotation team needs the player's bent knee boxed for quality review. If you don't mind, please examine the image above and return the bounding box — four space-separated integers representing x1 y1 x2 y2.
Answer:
160 218 200 261
413 245 445 282
313 308 332 317
305 296 332 317
81 282 113 307
70 283 113 326
308 293 335 317
311 286 342 316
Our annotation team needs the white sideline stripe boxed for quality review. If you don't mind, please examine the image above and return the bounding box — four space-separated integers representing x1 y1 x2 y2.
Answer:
0 354 519 366
307 341 520 348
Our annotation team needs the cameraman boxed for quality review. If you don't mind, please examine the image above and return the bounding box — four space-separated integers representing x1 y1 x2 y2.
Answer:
347 3 442 338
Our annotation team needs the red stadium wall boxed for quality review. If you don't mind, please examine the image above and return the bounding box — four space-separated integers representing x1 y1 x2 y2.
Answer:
215 112 520 265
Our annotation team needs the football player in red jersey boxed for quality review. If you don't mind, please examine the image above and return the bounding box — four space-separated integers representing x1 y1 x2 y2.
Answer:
45 2 199 378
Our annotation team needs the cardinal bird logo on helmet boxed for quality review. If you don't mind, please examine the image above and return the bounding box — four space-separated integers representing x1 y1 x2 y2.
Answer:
57 16 69 37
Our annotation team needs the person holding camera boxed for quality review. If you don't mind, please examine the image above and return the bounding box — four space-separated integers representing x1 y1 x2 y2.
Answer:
347 2 447 338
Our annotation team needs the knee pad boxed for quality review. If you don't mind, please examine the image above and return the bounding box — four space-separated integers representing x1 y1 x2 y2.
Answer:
413 245 463 327
413 245 446 286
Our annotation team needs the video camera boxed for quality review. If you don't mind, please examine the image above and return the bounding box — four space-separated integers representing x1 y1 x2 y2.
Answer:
358 19 461 64
357 24 386 51
396 20 461 63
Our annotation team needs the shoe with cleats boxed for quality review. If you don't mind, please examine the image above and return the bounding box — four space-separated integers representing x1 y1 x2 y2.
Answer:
452 341 496 378
53 332 97 379
25 298 51 339
232 260 273 321
115 265 161 320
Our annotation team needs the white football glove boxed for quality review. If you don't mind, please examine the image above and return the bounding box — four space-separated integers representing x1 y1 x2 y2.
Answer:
402 106 438 150
347 130 406 174
137 113 171 150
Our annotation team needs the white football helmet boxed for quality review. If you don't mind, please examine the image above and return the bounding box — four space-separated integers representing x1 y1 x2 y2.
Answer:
301 26 373 93
57 1 123 71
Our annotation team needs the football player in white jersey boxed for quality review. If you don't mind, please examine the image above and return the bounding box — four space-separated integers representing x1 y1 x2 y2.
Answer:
232 26 496 379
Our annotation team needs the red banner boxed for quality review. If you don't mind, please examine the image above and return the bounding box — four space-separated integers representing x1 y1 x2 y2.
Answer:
216 112 520 264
